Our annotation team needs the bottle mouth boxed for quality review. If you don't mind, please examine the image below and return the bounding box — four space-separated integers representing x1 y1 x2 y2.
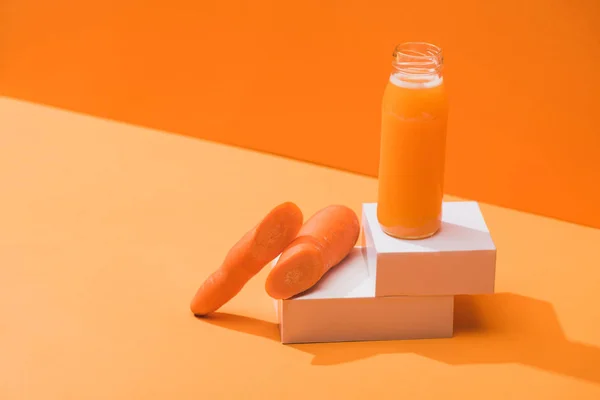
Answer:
392 42 443 74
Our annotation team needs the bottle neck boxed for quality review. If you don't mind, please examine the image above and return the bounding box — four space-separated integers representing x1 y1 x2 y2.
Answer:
390 42 443 88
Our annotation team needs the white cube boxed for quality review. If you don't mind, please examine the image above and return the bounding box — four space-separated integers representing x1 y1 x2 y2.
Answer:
274 248 454 344
362 201 496 296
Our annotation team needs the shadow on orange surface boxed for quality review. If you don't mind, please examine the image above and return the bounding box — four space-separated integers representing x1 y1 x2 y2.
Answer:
200 293 600 385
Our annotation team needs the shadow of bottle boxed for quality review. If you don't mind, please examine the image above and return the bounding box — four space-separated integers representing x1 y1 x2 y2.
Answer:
198 292 600 385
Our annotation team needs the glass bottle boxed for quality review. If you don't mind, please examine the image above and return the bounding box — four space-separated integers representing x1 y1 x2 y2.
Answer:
376 42 448 239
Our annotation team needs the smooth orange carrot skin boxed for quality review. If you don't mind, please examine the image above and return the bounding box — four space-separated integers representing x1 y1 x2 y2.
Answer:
190 202 303 316
265 205 360 300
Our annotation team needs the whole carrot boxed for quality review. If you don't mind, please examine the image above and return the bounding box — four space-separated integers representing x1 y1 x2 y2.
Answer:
190 202 303 316
265 204 360 300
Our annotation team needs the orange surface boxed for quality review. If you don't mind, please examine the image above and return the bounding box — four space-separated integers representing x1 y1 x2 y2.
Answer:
377 71 448 238
2 1 600 229
1 98 600 399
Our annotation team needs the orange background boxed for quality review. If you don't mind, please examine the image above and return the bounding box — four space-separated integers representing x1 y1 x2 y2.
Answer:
2 0 600 228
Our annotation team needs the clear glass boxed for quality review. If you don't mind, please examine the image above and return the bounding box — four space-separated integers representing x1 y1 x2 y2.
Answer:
376 42 448 239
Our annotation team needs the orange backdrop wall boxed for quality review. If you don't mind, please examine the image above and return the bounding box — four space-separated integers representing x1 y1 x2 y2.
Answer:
3 1 600 228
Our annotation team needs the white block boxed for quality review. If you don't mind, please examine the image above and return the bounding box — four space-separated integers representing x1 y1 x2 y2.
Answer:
362 201 496 296
274 248 454 344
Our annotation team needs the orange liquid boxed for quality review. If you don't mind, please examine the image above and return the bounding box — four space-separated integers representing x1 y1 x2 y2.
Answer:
377 73 448 239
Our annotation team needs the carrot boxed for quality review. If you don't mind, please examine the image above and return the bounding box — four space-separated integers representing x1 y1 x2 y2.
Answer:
190 202 303 316
264 204 360 300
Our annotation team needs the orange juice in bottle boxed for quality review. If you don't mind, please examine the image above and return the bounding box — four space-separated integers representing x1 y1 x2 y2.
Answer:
377 42 448 239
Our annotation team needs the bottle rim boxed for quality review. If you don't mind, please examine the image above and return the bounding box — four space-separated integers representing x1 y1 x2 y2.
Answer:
392 42 443 61
392 42 443 75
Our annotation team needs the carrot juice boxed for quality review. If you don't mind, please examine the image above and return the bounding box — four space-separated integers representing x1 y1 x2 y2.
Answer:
377 42 448 239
